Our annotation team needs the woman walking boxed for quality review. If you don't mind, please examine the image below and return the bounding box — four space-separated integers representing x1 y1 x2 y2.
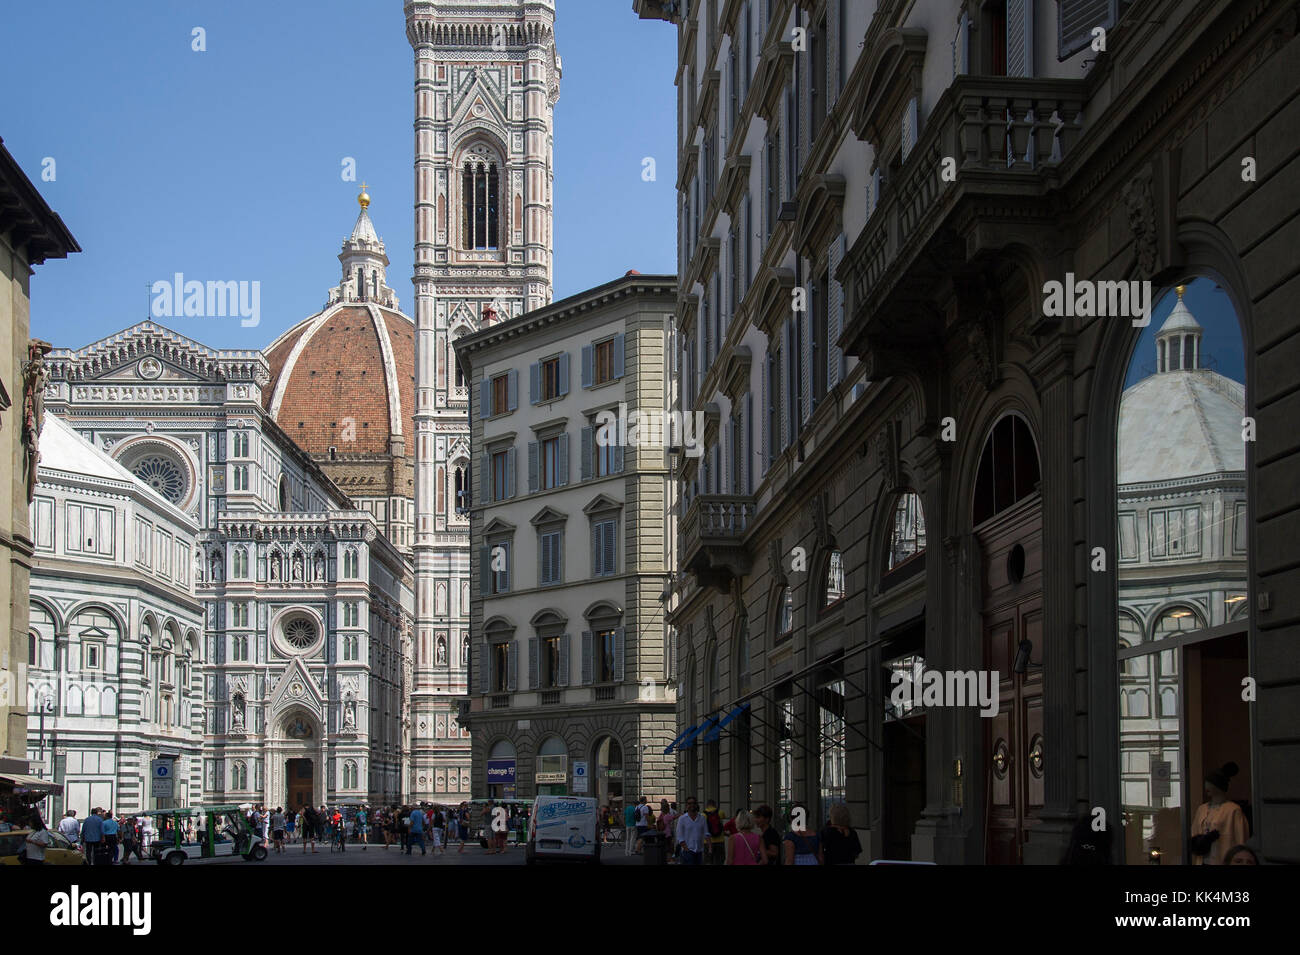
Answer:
783 803 823 865
725 810 764 865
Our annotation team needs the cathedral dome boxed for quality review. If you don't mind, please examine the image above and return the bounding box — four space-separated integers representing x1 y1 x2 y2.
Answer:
263 303 415 458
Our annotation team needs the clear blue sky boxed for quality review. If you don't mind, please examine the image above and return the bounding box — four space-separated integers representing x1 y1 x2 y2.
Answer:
2 0 678 350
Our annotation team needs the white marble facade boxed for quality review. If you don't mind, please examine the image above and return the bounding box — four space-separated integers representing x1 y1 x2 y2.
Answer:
42 324 414 809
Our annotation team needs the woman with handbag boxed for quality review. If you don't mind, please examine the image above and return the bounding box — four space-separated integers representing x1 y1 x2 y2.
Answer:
724 810 764 865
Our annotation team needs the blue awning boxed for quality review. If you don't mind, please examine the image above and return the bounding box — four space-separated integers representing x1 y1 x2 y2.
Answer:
662 724 697 755
675 715 719 751
702 703 750 743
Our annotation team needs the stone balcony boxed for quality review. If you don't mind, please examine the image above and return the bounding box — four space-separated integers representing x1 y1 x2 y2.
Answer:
681 493 755 591
838 75 1089 364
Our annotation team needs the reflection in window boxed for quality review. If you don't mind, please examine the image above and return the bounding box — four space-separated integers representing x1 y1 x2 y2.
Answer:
775 586 794 640
1153 607 1204 640
818 678 847 823
824 551 845 608
887 492 927 570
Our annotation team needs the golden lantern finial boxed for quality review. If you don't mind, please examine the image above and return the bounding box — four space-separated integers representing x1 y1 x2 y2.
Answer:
358 182 371 209
1175 284 1186 299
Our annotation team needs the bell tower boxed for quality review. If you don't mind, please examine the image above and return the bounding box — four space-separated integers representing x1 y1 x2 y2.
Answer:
405 0 560 803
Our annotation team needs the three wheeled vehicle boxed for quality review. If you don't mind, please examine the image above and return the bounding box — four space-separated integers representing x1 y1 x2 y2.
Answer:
147 805 268 865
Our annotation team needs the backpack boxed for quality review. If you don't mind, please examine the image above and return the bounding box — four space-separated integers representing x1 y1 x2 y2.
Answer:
706 811 722 837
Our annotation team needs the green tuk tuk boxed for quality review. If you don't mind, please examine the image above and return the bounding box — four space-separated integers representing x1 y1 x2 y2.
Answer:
146 805 268 865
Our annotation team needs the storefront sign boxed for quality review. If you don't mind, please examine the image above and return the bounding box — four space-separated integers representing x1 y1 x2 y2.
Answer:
535 772 567 784
572 760 588 793
486 759 516 785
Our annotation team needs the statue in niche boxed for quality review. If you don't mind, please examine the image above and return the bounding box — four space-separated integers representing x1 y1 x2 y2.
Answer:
210 554 223 582
313 553 325 580
292 554 304 581
270 554 281 581
343 700 356 730
231 695 245 731
436 638 447 665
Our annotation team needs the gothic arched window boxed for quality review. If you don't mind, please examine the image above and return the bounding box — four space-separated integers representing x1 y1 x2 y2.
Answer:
462 151 501 251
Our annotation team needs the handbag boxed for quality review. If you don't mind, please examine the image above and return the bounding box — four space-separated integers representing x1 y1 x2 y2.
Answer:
742 832 762 864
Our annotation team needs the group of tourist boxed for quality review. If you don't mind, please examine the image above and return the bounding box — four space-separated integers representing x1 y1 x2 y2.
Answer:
274 801 525 856
14 807 150 865
599 796 863 865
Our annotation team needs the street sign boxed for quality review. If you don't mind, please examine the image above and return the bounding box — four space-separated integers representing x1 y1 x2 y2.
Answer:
150 758 174 798
572 761 588 793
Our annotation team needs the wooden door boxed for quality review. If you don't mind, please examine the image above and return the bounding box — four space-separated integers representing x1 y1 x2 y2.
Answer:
286 759 313 810
979 496 1044 864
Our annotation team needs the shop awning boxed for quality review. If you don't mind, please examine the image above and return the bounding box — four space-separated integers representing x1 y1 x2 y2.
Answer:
702 703 750 744
662 724 697 755
675 715 719 751
0 773 63 795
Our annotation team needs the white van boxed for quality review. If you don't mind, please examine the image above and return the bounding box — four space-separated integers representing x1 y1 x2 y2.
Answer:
525 796 600 864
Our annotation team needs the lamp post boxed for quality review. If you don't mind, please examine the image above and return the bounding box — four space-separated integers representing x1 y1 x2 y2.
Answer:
37 695 54 766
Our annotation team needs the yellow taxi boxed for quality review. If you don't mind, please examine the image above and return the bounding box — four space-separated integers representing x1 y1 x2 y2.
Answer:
0 828 87 865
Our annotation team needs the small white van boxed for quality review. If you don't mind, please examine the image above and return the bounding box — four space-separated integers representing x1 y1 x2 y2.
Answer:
526 796 600 864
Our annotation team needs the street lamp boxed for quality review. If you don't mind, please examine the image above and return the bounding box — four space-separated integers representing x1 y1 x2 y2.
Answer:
37 695 54 764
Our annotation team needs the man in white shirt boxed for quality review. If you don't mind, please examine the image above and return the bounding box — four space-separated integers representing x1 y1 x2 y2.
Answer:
58 810 80 842
674 797 708 866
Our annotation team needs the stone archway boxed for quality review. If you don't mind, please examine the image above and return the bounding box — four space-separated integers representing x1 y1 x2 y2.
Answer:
268 707 325 812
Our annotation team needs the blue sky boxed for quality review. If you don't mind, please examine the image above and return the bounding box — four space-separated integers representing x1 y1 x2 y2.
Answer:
2 0 678 350
1125 279 1246 387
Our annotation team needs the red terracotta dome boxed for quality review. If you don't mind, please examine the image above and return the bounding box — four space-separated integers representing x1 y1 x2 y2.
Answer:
263 303 416 458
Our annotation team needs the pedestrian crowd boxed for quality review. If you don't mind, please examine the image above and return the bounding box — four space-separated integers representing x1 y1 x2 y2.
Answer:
8 806 151 865
596 795 863 865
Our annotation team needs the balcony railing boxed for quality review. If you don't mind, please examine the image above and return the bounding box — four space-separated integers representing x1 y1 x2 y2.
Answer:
681 493 755 590
840 76 1088 352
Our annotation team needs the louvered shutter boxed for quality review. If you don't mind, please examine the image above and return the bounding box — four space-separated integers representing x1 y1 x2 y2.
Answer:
503 541 511 592
481 452 491 502
614 627 626 682
1059 0 1115 60
591 521 602 577
506 641 517 692
480 545 492 594
1007 0 1034 78
869 167 882 217
507 369 518 411
800 299 812 424
581 426 593 481
702 294 712 368
828 233 845 389
827 0 840 107
901 97 919 162
761 352 771 472
953 11 970 78
780 324 791 449
581 344 593 388
581 631 594 684
478 379 491 419
539 532 551 585
558 352 570 396
558 633 571 687
528 441 539 493
553 532 563 582
506 447 516 498
613 437 624 474
743 193 753 296
557 433 569 486
529 362 540 404
528 636 540 689
743 392 753 493
613 333 625 379
477 643 489 694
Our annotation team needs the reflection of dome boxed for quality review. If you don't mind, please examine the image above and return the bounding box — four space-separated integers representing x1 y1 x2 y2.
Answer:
1119 288 1244 484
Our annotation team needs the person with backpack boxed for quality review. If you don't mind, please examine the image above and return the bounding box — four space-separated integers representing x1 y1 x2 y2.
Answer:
703 799 726 865
634 796 653 854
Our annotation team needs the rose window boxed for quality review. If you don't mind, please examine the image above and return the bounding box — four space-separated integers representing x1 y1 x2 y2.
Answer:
132 455 186 504
284 617 317 650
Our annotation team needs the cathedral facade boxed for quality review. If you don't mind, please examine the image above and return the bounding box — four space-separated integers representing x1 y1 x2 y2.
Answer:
404 0 561 802
42 318 414 810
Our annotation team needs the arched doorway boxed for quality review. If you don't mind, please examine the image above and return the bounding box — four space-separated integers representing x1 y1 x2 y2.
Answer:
974 412 1043 864
1115 279 1251 864
593 736 624 810
277 709 321 811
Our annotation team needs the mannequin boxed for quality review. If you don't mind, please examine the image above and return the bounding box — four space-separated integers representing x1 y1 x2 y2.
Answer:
1189 762 1249 865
